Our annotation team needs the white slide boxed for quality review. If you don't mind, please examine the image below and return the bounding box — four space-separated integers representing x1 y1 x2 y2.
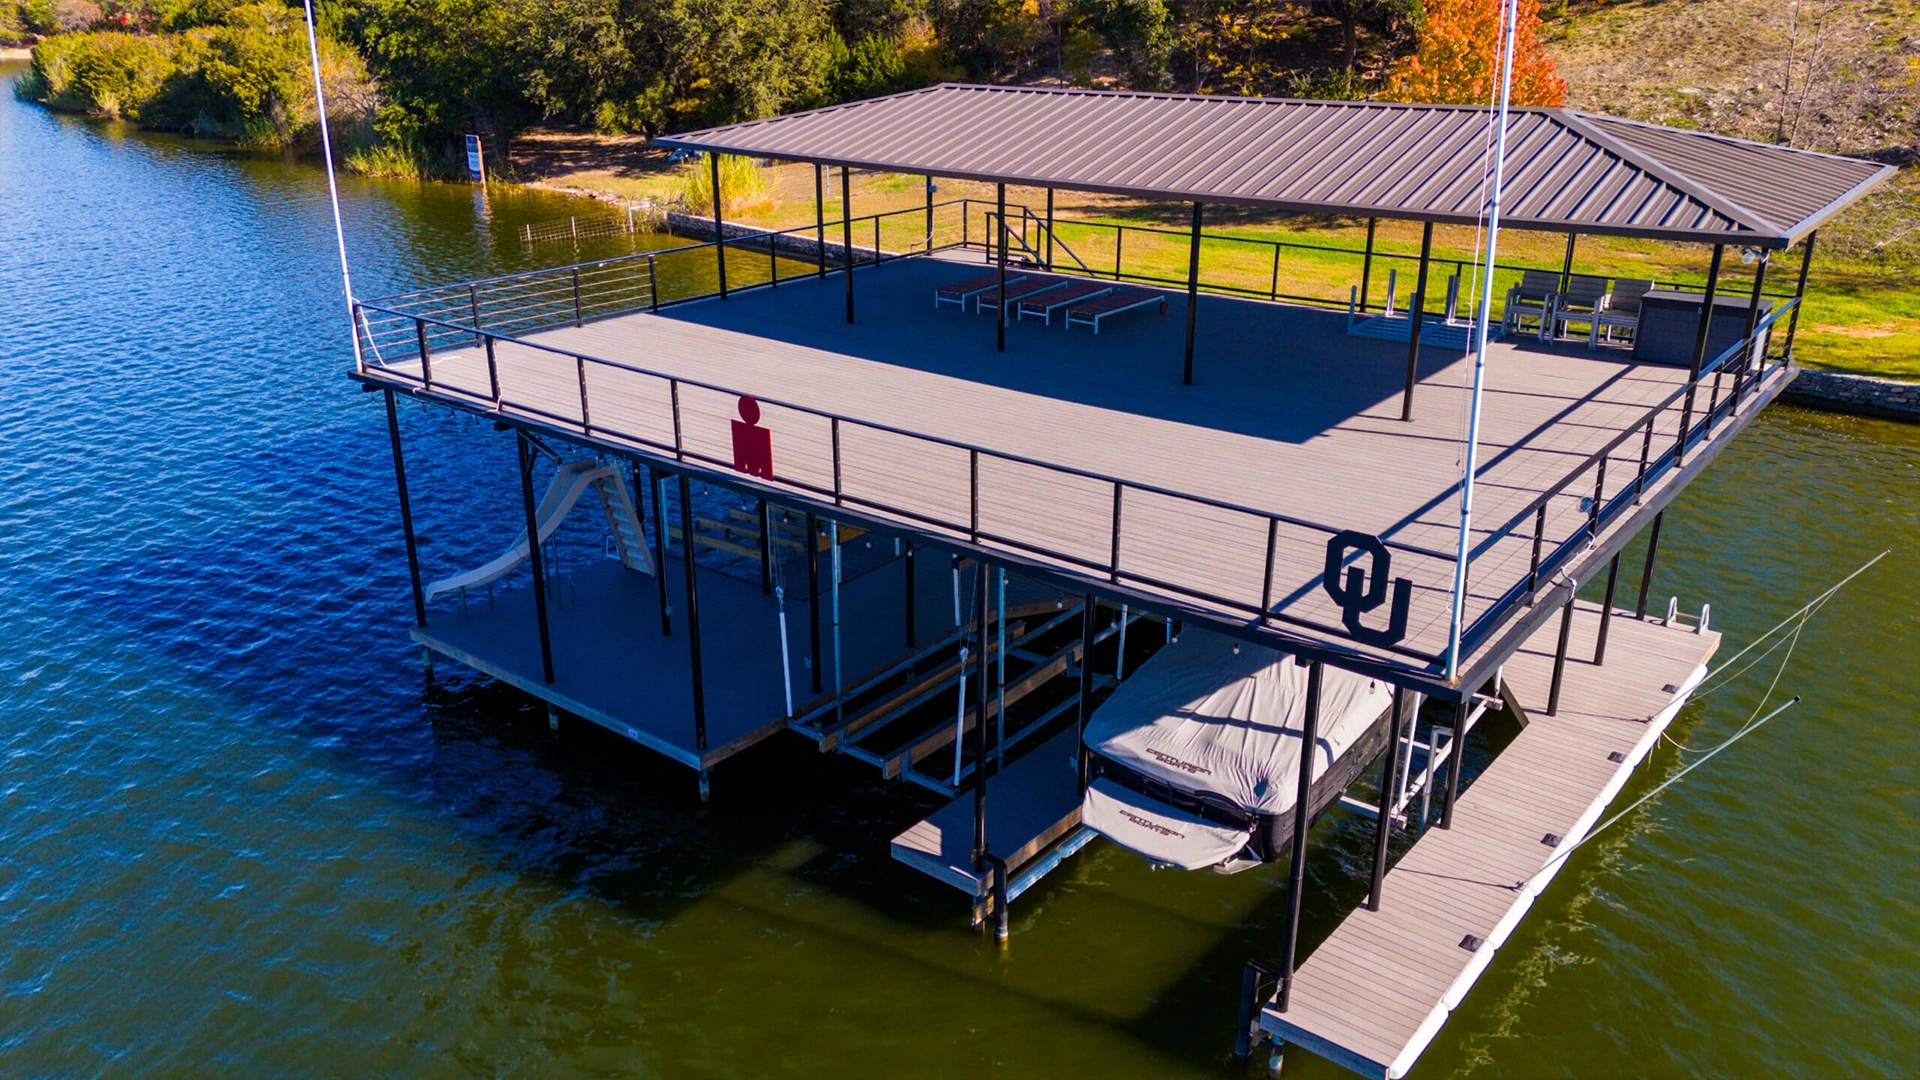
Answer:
425 459 655 602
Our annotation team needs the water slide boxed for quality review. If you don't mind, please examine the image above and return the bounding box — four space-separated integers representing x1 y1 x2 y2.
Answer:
425 459 655 603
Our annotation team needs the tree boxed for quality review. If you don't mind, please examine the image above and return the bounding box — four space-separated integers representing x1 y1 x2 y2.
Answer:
1387 0 1565 107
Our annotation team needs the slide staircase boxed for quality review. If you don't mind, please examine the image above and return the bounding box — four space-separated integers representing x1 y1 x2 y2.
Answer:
425 459 653 603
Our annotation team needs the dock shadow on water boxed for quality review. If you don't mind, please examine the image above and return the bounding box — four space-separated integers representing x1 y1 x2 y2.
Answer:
4 62 1919 1079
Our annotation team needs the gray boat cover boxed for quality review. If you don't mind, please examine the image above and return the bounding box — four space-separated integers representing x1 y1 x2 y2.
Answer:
1081 778 1254 870
1084 633 1394 818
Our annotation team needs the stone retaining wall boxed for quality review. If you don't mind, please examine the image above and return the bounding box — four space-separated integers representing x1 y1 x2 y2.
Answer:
1784 369 1920 423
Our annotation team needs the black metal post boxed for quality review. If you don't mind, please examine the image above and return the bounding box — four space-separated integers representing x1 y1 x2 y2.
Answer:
678 473 707 751
710 153 727 298
1558 231 1577 292
1182 201 1202 385
1441 699 1467 829
1044 188 1055 270
517 431 555 684
1782 232 1816 362
1732 249 1770 408
383 389 427 629
996 183 1008 353
1359 217 1376 309
842 168 855 323
924 175 934 251
1636 510 1664 618
971 562 992 866
1077 596 1096 794
814 164 826 279
1367 687 1409 912
805 512 823 694
1276 660 1324 1013
1547 595 1575 716
758 500 772 595
649 466 671 635
903 540 917 647
1401 222 1434 421
1677 245 1724 459
1596 552 1620 664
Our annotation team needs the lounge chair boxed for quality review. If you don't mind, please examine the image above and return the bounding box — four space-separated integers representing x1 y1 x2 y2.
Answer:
1017 278 1114 324
1064 287 1168 333
1550 274 1611 341
1503 269 1561 340
1588 278 1654 350
975 274 1064 315
935 271 1027 310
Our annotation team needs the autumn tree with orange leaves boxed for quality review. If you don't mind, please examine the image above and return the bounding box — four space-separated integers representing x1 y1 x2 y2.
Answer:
1388 0 1567 107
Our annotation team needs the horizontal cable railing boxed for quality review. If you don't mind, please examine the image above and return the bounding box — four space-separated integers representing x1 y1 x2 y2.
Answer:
358 301 1457 664
1456 297 1798 654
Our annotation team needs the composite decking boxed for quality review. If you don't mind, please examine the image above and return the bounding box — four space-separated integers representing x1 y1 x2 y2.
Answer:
1259 601 1721 1079
369 253 1782 679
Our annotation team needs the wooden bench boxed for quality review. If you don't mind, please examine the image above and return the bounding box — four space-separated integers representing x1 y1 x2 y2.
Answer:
1064 287 1168 333
1017 278 1115 324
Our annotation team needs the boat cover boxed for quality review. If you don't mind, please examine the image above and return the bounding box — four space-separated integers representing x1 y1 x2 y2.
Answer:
1081 777 1253 870
1083 633 1394 817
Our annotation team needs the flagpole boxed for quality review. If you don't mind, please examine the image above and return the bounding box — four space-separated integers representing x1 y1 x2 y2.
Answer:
300 0 363 371
1445 0 1520 680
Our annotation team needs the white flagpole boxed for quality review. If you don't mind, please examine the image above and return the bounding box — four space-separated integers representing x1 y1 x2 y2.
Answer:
1445 0 1520 680
300 0 363 371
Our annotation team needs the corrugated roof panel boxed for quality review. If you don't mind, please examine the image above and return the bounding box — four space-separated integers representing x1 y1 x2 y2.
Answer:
661 84 1894 246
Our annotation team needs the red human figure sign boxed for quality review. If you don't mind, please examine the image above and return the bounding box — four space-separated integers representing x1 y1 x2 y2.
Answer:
731 394 774 479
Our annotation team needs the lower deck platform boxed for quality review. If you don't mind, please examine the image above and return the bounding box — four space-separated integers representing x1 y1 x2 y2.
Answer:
1259 600 1721 1078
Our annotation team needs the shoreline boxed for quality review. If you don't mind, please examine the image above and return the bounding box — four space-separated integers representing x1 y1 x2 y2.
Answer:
1 47 34 61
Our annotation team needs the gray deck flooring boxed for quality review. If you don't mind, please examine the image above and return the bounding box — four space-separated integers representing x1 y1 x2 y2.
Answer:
378 254 1765 673
891 726 1084 896
1259 602 1722 1079
416 549 968 770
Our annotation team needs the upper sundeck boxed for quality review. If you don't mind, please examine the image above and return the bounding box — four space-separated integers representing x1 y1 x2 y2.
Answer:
351 232 1795 697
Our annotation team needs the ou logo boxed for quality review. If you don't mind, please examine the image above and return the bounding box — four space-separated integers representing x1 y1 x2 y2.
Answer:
1322 530 1413 647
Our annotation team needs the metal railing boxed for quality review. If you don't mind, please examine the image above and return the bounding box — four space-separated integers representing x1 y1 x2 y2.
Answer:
359 198 1794 673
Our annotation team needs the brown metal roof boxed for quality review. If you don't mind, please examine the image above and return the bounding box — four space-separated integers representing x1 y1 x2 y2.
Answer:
659 84 1894 248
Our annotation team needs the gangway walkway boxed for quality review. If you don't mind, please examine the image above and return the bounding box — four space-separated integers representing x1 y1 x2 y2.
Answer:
1258 600 1720 1078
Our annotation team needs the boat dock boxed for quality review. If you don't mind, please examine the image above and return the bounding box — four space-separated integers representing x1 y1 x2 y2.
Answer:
1257 600 1720 1077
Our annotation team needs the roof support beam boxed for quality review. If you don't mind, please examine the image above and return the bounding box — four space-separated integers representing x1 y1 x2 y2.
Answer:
842 167 855 323
1783 231 1817 362
1359 218 1376 310
814 164 826 280
710 153 728 298
1401 222 1434 422
1676 244 1725 461
996 182 1008 353
1183 201 1202 385
1557 232 1577 293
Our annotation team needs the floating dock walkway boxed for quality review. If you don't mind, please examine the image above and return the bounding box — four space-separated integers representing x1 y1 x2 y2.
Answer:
1258 600 1720 1078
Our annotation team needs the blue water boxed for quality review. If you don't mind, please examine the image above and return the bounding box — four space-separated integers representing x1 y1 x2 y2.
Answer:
4 67 1918 1078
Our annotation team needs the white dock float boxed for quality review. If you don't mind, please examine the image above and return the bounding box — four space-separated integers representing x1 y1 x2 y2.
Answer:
1259 601 1720 1078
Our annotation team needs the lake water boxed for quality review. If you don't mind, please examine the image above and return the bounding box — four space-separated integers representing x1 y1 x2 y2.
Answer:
3 66 1917 1078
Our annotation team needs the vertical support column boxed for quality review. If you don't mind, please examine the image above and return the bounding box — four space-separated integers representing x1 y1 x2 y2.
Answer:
1595 552 1620 664
679 473 707 752
970 561 992 866
1076 596 1096 794
1782 232 1816 362
709 153 727 298
995 183 1008 354
649 466 672 635
806 511 822 694
1677 245 1725 459
758 499 772 595
1557 231 1577 292
924 174 934 251
1044 188 1055 271
842 166 855 324
1732 249 1770 409
903 539 917 647
1359 217 1376 309
1636 510 1664 618
1275 660 1324 1013
517 431 555 684
1440 698 1467 830
1182 201 1202 385
1400 222 1434 421
383 389 426 629
1366 686 1410 912
1547 594 1575 716
814 164 826 280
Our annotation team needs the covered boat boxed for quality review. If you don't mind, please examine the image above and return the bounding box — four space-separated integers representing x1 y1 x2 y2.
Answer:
1081 632 1396 872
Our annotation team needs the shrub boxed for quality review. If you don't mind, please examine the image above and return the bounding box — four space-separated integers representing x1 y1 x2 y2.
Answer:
675 154 776 217
24 31 179 120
